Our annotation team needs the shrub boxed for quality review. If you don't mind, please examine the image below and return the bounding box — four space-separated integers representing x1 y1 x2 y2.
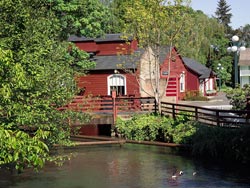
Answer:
116 113 197 144
191 125 250 164
116 113 173 141
168 113 197 144
226 84 250 110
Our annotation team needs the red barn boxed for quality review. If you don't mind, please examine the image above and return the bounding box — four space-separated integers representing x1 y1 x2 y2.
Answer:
68 33 216 102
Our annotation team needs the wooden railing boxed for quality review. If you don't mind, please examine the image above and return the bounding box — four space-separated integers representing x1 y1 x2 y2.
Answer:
59 96 250 127
58 96 157 114
161 102 250 127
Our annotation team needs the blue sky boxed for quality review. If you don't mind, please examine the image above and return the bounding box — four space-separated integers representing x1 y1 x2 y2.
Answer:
190 0 250 29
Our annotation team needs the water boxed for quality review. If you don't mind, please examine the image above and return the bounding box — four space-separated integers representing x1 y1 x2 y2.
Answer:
1 144 249 188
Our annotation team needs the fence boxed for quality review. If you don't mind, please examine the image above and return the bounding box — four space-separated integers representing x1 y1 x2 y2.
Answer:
59 96 157 114
161 102 250 127
60 96 250 127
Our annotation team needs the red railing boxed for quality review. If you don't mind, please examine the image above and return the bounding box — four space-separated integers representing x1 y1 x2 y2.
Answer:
58 95 157 114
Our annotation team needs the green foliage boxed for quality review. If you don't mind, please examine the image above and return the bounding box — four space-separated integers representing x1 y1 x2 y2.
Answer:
0 0 94 170
116 113 172 141
116 113 197 144
0 127 49 171
226 84 250 110
191 125 250 164
168 113 197 144
50 0 113 39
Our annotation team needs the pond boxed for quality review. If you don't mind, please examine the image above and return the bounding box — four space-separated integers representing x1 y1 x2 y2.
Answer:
1 144 250 188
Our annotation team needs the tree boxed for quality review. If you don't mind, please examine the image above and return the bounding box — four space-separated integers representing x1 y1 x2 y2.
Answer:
120 0 192 112
233 24 250 48
177 9 225 63
177 8 233 86
0 0 94 170
50 0 114 39
215 0 232 33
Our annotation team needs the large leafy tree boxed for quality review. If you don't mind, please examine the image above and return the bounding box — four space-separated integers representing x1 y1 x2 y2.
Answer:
178 9 225 63
50 0 114 38
120 0 198 112
0 0 95 170
178 8 233 86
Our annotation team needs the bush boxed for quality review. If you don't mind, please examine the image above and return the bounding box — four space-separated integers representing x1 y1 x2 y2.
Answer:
116 113 197 144
191 125 250 164
116 113 173 142
168 113 197 144
226 84 250 110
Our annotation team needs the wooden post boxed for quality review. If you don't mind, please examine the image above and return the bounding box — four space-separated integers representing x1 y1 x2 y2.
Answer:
216 111 220 126
246 97 250 122
172 104 176 119
154 98 157 114
112 90 117 126
195 107 198 121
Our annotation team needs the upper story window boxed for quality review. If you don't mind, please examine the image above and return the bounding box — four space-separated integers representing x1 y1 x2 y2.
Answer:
107 74 126 96
180 72 185 92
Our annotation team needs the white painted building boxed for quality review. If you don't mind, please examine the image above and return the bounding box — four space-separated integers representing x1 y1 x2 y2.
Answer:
239 48 250 88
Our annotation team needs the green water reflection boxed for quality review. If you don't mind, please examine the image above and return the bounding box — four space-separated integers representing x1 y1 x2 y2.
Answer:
1 144 249 188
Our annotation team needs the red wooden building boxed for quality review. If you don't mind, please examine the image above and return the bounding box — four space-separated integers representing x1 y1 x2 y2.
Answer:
67 34 217 136
68 33 216 102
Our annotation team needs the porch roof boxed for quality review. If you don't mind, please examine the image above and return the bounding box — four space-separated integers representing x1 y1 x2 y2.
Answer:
239 48 250 66
182 57 213 79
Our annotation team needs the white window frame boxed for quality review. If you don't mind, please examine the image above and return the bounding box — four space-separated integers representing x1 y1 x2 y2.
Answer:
180 72 185 92
107 74 127 95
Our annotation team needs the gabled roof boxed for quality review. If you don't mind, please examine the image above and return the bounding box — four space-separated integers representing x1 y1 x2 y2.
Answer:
90 49 143 70
90 46 171 70
68 33 132 43
239 48 250 66
182 57 213 79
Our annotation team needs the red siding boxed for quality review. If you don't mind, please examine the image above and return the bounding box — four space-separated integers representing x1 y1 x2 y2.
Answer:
97 42 130 55
186 68 200 91
73 40 138 55
125 73 140 97
161 48 186 100
76 71 140 97
75 41 97 52
77 72 109 96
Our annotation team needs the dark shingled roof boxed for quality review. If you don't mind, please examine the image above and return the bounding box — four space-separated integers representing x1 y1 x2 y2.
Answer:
182 57 213 79
68 33 132 42
90 49 143 70
90 47 171 70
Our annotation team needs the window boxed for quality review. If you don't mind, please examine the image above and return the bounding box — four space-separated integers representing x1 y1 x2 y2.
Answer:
107 74 126 96
180 72 185 92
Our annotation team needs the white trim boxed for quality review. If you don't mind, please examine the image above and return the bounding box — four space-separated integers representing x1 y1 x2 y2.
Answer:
180 73 185 92
107 74 127 95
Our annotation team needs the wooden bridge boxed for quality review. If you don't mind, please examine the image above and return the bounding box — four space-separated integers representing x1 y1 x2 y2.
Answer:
59 95 250 127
